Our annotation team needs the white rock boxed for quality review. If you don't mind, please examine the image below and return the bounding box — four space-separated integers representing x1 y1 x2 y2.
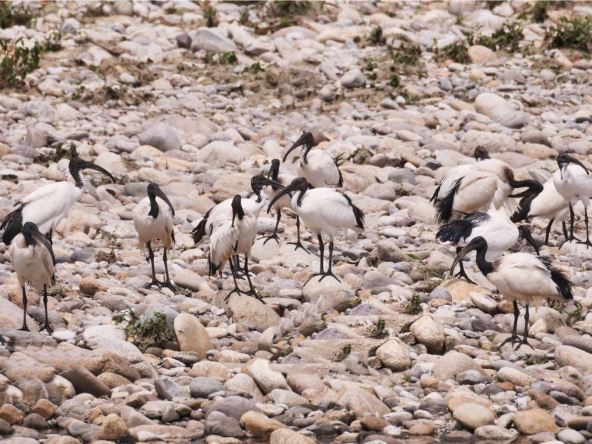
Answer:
474 93 529 128
376 339 411 371
410 315 445 354
243 358 289 394
174 313 212 359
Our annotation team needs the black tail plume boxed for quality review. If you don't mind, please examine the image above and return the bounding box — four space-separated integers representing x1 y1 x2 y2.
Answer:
342 193 364 229
0 205 24 245
191 209 211 245
542 258 573 300
435 178 462 223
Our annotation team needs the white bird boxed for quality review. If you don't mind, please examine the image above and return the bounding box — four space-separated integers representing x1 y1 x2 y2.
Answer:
8 222 56 333
432 155 543 223
511 176 570 245
451 236 573 347
262 158 308 251
1 155 115 245
268 177 364 281
437 204 539 283
552 153 592 245
283 132 343 188
133 183 176 290
209 195 261 302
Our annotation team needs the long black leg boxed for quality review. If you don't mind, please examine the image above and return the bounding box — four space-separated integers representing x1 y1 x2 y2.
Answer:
20 286 29 332
244 255 265 303
521 304 532 347
261 212 281 245
317 234 324 274
577 206 592 248
453 246 476 284
145 241 161 288
40 285 53 333
568 203 582 241
544 218 554 245
562 221 569 242
46 229 53 245
320 240 340 282
225 259 244 302
287 216 309 253
500 301 521 348
162 249 175 291
233 255 243 277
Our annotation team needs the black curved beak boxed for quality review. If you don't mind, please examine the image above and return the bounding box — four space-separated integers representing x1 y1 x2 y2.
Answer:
283 132 311 162
565 154 590 175
450 242 479 278
154 186 175 216
267 181 297 213
509 179 543 198
518 225 540 256
82 161 116 183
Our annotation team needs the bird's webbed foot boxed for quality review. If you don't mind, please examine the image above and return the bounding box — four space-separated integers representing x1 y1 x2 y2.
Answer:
144 279 163 289
454 269 476 285
576 239 592 249
499 335 521 349
287 240 310 254
40 323 54 334
19 324 30 332
259 233 280 245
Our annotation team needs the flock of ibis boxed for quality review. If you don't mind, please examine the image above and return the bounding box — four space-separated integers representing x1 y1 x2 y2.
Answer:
1 133 590 349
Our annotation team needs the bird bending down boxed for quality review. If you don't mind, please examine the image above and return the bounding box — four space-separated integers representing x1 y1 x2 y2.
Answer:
437 205 539 284
283 131 343 188
1 155 116 245
451 236 573 348
268 177 364 282
262 158 309 251
133 183 176 290
8 222 56 333
209 195 262 302
511 176 570 245
552 153 592 245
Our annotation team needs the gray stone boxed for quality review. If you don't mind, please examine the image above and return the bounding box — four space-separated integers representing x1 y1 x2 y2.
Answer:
191 28 237 53
190 377 224 398
341 68 366 88
138 123 181 152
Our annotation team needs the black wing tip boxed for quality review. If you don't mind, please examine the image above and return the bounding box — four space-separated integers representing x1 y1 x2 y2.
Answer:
435 178 462 223
342 193 365 229
191 217 207 244
1 205 24 245
541 258 574 300
436 219 474 244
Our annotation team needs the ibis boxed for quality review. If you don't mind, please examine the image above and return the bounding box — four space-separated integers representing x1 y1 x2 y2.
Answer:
1 156 116 245
208 195 261 301
283 131 343 188
267 177 364 281
511 177 570 245
552 153 592 245
133 183 176 290
8 222 56 333
437 204 539 284
263 158 308 251
451 236 573 347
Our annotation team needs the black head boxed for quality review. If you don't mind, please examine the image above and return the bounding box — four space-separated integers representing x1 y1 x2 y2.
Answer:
450 236 488 276
283 132 315 162
251 174 285 201
267 177 310 214
473 146 490 161
22 222 41 244
69 157 116 188
147 182 175 217
231 195 245 226
557 153 590 175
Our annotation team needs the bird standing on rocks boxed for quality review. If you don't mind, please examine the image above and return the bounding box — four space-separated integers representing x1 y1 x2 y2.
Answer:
283 131 343 188
8 222 56 333
1 152 116 245
133 183 176 290
268 177 364 282
450 236 573 348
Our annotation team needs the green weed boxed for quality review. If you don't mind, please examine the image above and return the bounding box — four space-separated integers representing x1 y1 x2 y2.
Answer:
0 2 33 28
202 1 218 27
0 39 41 89
548 16 592 51
435 42 470 64
115 308 174 351
219 51 238 65
404 293 422 315
467 22 524 52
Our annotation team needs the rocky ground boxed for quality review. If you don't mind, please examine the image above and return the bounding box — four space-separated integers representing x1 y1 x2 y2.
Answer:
0 0 591 443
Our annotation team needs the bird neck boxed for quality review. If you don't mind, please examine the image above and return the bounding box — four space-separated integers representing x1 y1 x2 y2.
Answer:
301 146 311 164
148 195 159 218
23 232 37 247
295 187 308 207
69 165 85 188
475 246 494 276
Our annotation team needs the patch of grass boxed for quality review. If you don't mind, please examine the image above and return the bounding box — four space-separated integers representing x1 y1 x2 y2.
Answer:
531 0 549 23
467 22 524 52
271 0 310 17
115 308 174 351
219 51 238 65
202 1 218 28
45 29 62 52
0 39 41 89
247 61 262 73
388 73 400 88
333 344 351 362
435 42 470 64
0 2 34 28
95 249 118 264
238 7 249 25
548 16 592 51
369 26 385 45
404 293 422 315
391 41 422 66
368 318 387 339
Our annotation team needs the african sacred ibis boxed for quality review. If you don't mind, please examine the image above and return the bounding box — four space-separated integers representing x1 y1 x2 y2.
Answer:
268 177 364 281
431 156 543 223
262 159 308 251
283 131 343 188
1 157 116 245
209 195 261 301
133 183 176 290
437 205 539 284
511 177 570 245
451 236 573 347
8 222 56 333
553 153 592 245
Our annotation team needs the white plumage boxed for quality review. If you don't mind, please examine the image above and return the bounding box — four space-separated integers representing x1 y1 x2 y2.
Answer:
8 222 56 332
268 177 364 281
132 183 176 289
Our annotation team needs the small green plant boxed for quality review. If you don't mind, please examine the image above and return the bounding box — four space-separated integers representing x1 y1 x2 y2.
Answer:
219 51 237 65
114 308 174 351
95 248 118 264
272 0 310 17
404 293 422 315
202 1 218 27
369 26 385 45
334 344 351 362
468 22 524 52
435 42 470 64
0 39 41 89
0 2 33 28
388 73 400 88
391 41 422 66
530 0 549 23
247 61 262 74
548 16 592 51
238 7 249 25
45 29 62 52
368 318 387 339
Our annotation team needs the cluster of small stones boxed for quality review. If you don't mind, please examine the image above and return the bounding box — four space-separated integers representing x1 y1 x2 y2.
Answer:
0 1 591 443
